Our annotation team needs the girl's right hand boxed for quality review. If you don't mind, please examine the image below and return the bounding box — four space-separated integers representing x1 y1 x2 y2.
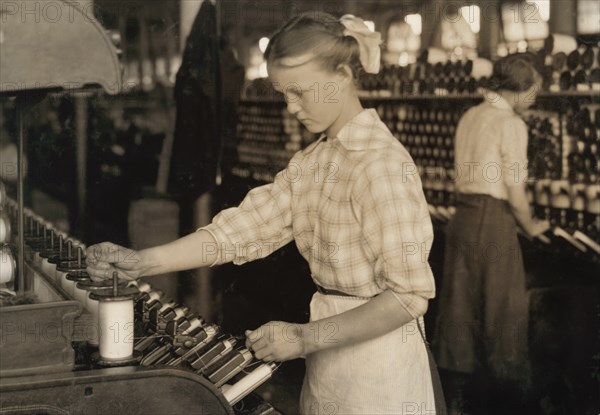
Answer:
86 242 145 281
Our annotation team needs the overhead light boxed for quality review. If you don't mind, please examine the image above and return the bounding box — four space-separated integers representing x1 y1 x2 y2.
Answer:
404 14 422 36
529 0 550 22
460 5 481 34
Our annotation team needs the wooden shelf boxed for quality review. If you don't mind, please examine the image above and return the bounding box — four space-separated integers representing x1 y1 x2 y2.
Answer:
537 90 600 98
360 90 599 101
240 90 599 104
358 92 483 101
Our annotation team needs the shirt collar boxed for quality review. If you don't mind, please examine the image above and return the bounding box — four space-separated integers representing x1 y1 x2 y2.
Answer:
486 94 514 112
332 108 391 151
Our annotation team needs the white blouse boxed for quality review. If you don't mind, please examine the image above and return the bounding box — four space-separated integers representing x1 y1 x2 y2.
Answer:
453 95 529 201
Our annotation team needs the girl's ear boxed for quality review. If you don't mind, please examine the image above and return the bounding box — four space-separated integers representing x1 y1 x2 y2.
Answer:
335 64 354 90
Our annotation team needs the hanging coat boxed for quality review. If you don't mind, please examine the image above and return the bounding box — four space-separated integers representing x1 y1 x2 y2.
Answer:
168 0 244 199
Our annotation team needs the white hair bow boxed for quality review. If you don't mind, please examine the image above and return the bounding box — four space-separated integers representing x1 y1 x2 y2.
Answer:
339 14 382 74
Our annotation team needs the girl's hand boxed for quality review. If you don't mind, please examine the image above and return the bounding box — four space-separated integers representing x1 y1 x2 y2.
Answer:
86 242 145 281
245 321 306 362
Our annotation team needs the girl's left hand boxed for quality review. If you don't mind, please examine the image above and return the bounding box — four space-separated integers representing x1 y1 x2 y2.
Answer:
245 321 305 362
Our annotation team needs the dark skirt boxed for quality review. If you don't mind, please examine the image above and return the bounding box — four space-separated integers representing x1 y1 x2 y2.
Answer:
433 194 530 383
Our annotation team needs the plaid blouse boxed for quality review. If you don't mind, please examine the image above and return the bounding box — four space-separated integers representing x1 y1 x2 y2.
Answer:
201 109 435 318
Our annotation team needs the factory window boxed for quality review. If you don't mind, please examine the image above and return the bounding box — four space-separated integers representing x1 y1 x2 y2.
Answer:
383 14 421 66
246 37 269 80
501 1 549 53
460 5 481 34
438 5 479 59
578 0 600 34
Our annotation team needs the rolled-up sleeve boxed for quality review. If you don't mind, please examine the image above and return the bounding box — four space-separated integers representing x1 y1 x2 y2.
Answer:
352 154 436 318
198 155 299 266
500 117 529 188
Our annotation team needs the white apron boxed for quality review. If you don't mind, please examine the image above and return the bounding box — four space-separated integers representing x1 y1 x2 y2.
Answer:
299 292 437 415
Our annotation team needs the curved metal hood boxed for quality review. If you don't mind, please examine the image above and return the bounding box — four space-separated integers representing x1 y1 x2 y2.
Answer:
0 0 121 95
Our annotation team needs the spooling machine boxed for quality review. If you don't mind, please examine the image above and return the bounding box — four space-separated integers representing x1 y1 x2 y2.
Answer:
0 193 280 415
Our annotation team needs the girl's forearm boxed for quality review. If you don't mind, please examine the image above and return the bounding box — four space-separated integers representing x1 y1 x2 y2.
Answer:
138 230 219 276
300 290 422 355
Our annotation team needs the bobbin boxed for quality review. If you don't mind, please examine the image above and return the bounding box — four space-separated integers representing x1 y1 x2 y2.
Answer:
34 227 56 268
76 278 128 346
41 234 64 279
221 362 278 405
0 181 6 210
30 225 50 267
0 210 11 244
134 281 152 293
67 270 92 303
89 273 141 367
54 240 79 282
58 246 86 295
134 289 166 323
205 348 253 387
0 244 17 286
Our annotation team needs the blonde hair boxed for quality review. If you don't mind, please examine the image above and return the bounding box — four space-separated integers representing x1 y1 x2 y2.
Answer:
264 12 364 80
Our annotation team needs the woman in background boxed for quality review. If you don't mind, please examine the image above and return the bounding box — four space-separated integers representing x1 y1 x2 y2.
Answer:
433 53 550 415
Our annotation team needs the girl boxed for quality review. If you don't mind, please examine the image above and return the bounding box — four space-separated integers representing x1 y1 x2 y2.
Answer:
88 13 438 414
433 53 550 414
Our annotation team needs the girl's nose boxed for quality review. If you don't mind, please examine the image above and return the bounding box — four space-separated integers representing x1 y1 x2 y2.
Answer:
286 100 302 115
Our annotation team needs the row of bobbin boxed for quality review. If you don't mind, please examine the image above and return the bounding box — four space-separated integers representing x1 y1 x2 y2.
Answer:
129 280 279 405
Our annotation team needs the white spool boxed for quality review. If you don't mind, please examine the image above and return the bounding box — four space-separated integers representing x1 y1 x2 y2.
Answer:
158 300 176 313
0 212 10 243
0 181 6 209
182 316 203 335
98 299 134 360
85 295 100 346
63 278 76 297
58 271 73 294
147 290 162 303
173 307 187 319
135 281 152 293
0 245 16 284
74 283 89 305
222 363 276 405
53 267 65 284
40 259 57 280
547 34 578 55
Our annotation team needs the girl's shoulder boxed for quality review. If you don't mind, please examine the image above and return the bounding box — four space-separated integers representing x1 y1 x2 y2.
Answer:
338 109 402 152
351 135 416 179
